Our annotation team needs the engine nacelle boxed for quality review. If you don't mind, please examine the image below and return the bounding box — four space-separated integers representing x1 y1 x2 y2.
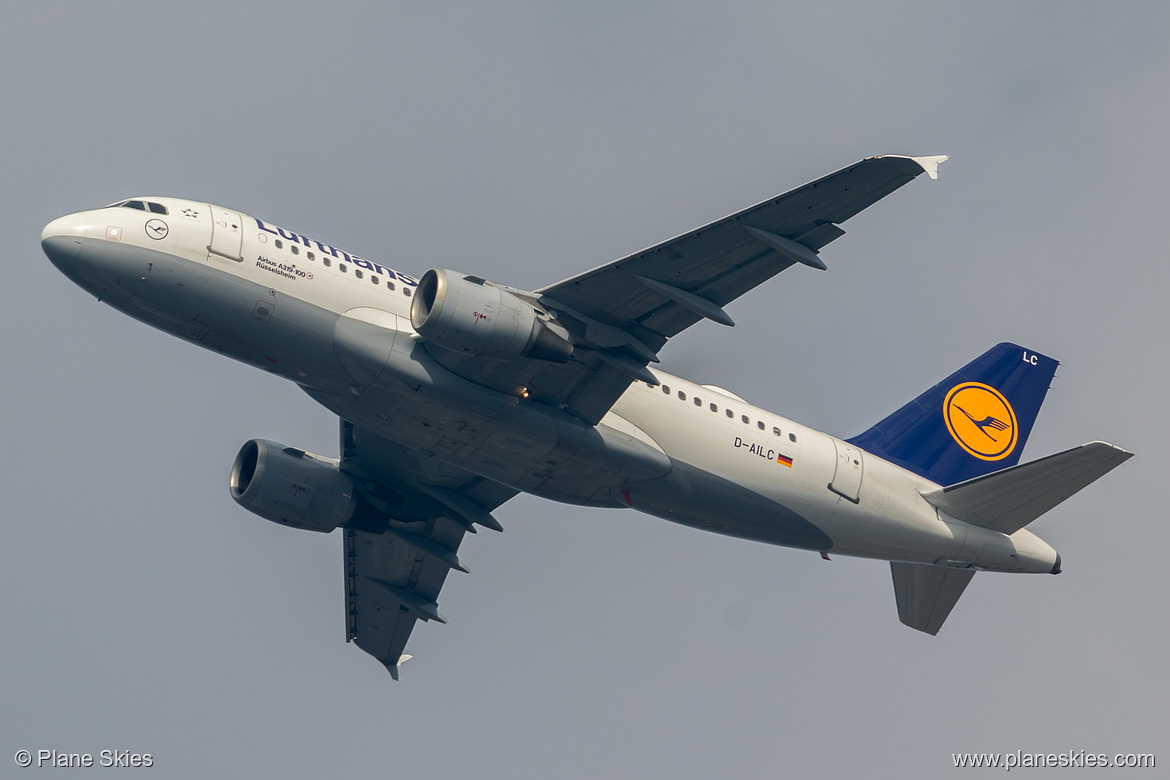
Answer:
410 268 573 362
229 439 358 533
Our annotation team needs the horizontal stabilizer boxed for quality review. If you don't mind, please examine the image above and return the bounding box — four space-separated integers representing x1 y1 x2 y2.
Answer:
922 442 1133 535
891 562 975 635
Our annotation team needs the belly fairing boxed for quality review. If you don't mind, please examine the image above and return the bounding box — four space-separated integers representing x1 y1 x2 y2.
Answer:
310 335 673 506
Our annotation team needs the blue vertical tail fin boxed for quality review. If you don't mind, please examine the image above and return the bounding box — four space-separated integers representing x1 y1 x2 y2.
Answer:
847 343 1058 486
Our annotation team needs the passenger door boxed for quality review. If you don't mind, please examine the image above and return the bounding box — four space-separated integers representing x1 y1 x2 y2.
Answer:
829 438 864 503
208 206 243 261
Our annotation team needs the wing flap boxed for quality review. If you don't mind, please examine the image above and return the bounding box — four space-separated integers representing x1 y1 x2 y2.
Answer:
890 562 975 635
921 442 1133 535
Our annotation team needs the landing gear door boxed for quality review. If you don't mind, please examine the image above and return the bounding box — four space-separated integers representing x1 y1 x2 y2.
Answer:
208 206 243 261
829 438 864 503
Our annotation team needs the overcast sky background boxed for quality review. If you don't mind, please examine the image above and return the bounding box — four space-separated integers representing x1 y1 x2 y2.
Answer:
2 2 1166 777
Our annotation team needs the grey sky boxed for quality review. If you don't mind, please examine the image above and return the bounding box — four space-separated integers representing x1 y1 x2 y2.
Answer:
2 2 1166 777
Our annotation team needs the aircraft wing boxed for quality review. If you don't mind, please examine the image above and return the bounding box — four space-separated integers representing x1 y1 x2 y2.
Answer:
538 154 946 339
427 155 945 424
337 420 517 678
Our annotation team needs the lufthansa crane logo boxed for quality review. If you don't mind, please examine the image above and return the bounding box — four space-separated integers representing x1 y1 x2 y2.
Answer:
943 382 1018 461
145 219 169 240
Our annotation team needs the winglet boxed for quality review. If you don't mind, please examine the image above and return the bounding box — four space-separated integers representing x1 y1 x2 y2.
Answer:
387 653 413 680
906 154 948 180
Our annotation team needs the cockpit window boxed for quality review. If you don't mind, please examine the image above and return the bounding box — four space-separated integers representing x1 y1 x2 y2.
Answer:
104 199 168 214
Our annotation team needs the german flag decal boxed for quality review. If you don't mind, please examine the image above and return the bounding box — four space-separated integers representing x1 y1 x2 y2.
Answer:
776 453 794 468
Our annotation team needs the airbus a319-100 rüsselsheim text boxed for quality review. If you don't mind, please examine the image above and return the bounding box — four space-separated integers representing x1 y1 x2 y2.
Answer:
42 155 1132 678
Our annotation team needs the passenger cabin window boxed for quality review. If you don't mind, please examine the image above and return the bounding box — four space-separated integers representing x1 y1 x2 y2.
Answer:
323 257 332 267
693 397 702 406
709 403 718 412
290 244 299 255
725 409 734 418
789 433 798 442
741 415 750 424
404 288 411 297
662 385 670 395
275 239 283 249
372 276 380 285
307 251 315 261
387 281 396 290
339 263 347 273
772 427 781 437
677 391 686 401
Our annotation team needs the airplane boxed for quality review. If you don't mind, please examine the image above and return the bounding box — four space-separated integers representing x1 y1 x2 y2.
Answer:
41 155 1132 679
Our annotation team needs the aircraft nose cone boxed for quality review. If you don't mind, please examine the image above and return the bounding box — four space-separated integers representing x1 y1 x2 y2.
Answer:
41 214 89 243
41 215 87 271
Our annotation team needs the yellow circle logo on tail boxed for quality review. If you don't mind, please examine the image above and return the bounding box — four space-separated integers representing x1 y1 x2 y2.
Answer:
943 382 1018 461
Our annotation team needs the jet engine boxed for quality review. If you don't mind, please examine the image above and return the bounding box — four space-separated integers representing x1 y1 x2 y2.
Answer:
410 268 573 362
229 439 358 533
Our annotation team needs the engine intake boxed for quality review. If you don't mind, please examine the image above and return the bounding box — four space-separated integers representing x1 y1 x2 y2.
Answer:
410 268 573 362
229 439 358 533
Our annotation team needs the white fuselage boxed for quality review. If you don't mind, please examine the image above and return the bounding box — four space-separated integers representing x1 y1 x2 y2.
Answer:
41 197 1059 575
